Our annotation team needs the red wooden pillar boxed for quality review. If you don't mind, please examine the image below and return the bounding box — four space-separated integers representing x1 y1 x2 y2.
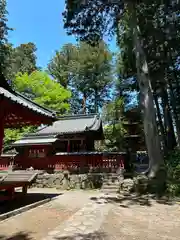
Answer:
0 98 5 154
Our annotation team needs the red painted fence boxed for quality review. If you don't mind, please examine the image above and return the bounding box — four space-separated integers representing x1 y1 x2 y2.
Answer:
0 152 126 173
0 156 14 170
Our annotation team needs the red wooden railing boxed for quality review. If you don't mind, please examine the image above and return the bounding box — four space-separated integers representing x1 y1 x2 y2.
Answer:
0 152 126 173
0 156 14 170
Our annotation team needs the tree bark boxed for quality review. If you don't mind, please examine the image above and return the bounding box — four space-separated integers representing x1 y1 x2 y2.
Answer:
161 87 176 151
154 92 167 153
94 88 98 113
127 3 164 178
167 78 180 146
82 93 86 114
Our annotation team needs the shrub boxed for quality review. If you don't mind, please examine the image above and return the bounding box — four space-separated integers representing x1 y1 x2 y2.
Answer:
166 149 180 197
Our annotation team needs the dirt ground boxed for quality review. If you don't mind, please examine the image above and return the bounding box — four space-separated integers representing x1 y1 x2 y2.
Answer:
99 195 180 240
0 189 180 240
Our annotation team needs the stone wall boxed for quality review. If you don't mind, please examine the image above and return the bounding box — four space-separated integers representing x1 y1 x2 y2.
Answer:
32 171 103 190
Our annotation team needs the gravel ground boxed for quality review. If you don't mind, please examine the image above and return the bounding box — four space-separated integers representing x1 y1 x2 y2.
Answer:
100 196 180 240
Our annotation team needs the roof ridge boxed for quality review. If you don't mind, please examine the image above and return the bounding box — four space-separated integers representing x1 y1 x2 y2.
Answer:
21 134 57 140
57 113 98 120
14 91 56 116
85 115 98 131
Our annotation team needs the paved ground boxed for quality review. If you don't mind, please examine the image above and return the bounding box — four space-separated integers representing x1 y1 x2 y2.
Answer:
0 189 180 240
0 188 100 240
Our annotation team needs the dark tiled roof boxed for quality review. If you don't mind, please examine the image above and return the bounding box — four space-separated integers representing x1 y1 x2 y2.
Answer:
30 114 102 136
0 87 56 119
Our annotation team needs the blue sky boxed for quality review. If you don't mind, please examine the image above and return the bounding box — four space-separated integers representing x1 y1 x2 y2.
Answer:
7 0 117 69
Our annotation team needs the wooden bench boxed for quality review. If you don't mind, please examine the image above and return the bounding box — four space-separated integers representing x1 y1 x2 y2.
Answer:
0 171 38 201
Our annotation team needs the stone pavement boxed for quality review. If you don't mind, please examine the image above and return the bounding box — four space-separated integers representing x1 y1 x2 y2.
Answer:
1 188 179 240
43 195 112 240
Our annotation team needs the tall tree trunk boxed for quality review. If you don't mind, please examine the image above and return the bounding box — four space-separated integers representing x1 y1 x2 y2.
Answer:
154 92 167 153
127 3 164 178
82 93 86 114
167 78 180 146
162 2 180 146
94 88 98 113
161 87 176 151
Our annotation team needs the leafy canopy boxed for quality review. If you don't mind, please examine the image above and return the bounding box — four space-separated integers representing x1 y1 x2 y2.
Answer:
48 40 113 113
4 71 71 148
101 97 126 151
14 71 71 113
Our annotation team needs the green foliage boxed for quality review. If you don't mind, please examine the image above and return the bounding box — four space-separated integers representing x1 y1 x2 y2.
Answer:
12 43 37 74
48 41 113 113
72 41 113 113
3 126 36 149
48 43 77 88
14 71 71 113
101 98 126 151
63 0 123 44
5 42 38 80
3 71 71 148
166 149 180 196
103 124 126 151
0 0 12 75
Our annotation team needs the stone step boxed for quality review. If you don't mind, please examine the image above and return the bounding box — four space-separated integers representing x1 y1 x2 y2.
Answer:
103 174 118 178
101 188 119 193
103 178 119 182
104 176 118 178
103 175 119 179
102 185 119 190
103 182 119 186
103 182 119 187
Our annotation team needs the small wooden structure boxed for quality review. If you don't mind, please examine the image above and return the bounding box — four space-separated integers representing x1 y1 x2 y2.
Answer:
0 171 38 201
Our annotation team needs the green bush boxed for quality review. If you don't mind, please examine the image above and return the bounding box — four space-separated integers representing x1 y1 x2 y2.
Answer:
166 149 180 197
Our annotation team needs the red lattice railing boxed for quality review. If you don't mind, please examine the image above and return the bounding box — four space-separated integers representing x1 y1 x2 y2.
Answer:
0 152 126 173
0 157 14 170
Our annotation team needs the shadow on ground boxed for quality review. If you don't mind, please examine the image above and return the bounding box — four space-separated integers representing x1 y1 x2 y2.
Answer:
90 193 175 207
55 231 107 240
0 231 107 240
0 192 62 215
0 231 32 240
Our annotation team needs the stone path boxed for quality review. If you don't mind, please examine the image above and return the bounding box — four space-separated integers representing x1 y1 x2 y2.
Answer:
0 189 102 240
1 189 180 240
43 197 112 240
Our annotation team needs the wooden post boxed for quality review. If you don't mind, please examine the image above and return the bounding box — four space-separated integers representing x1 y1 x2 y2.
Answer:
67 140 70 152
7 187 15 199
0 98 5 154
80 139 83 152
22 185 28 195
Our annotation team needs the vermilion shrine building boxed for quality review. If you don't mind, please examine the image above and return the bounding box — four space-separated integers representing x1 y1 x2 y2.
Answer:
11 114 119 172
13 114 103 153
0 71 146 173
